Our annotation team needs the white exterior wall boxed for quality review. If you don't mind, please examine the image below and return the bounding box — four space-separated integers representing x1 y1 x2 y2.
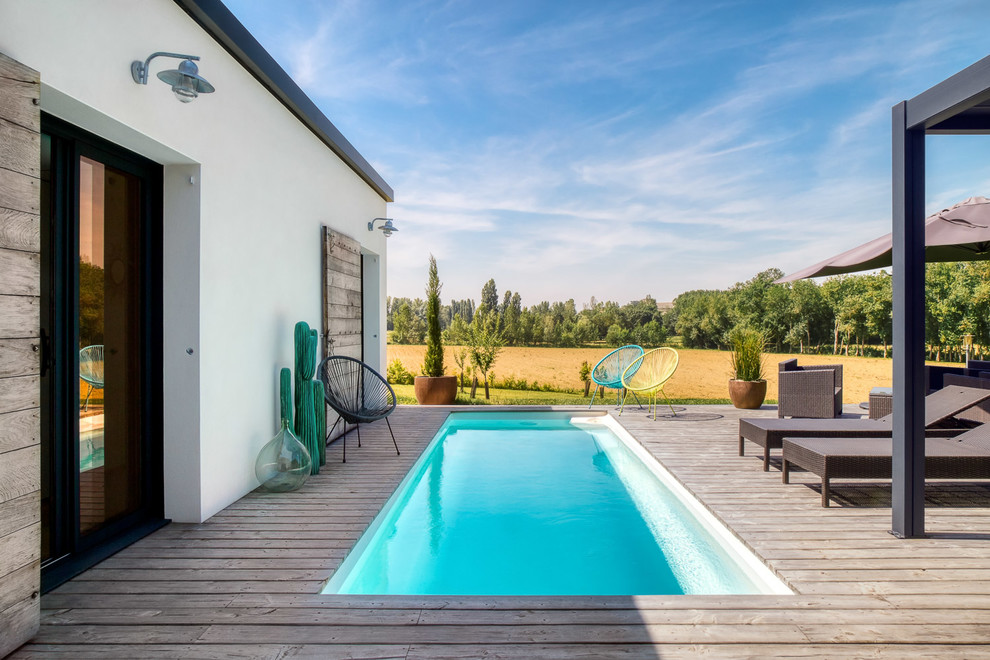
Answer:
0 0 390 522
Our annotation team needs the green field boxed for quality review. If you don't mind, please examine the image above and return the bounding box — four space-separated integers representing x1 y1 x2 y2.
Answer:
390 383 734 406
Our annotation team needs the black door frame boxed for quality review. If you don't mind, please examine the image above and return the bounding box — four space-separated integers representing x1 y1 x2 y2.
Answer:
41 114 166 592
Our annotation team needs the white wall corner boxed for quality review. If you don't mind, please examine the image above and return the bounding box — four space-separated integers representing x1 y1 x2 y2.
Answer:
162 163 203 522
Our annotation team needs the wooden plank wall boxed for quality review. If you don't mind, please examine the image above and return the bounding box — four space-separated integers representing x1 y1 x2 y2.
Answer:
0 52 42 657
321 227 362 361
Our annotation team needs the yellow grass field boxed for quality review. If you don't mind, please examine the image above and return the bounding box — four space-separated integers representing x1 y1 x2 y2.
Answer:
386 344 928 405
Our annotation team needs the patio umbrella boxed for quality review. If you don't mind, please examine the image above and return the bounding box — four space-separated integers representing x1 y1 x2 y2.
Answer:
776 196 990 282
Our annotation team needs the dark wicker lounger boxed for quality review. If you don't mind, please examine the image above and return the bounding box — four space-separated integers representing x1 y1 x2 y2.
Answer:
738 385 990 471
781 424 990 507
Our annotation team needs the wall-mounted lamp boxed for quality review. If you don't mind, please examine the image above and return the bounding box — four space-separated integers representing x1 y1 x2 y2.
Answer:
131 52 215 103
368 217 398 237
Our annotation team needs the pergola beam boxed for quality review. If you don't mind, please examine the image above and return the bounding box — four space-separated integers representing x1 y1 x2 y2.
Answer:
906 55 990 130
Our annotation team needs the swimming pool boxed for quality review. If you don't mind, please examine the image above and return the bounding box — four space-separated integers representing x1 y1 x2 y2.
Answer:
324 412 788 595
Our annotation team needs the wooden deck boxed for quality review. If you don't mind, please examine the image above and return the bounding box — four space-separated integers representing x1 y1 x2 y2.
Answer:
13 404 990 658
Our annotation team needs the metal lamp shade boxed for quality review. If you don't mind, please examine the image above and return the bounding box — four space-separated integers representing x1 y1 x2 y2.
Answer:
380 219 398 237
157 59 215 103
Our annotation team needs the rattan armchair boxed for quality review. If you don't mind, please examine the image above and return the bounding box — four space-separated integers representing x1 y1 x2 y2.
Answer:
777 359 843 419
318 356 399 463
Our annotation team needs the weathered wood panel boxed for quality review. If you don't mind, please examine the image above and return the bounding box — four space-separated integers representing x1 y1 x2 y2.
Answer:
0 445 40 505
0 50 40 656
0 375 39 413
0 560 39 618
0 247 39 296
0 595 40 659
0 53 40 133
326 317 361 336
0 167 39 215
0 207 40 252
0 294 39 338
322 226 362 362
326 284 361 308
0 400 38 463
0 492 39 538
325 269 361 292
0 338 40 378
0 119 40 179
0 523 39 579
325 303 361 322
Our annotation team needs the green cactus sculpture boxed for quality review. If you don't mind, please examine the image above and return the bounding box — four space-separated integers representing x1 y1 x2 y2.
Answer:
292 321 321 475
279 367 293 427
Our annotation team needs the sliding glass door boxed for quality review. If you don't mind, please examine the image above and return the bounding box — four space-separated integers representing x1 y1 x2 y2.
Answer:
40 117 164 590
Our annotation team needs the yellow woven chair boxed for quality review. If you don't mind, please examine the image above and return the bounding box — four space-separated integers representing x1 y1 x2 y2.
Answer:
620 347 679 420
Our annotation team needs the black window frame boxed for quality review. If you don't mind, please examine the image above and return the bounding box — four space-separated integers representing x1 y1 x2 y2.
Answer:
41 114 166 592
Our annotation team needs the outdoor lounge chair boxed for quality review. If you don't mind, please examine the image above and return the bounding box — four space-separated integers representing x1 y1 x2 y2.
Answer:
777 359 843 418
738 384 990 471
79 344 104 412
619 347 678 420
589 344 644 408
781 422 990 507
318 355 399 463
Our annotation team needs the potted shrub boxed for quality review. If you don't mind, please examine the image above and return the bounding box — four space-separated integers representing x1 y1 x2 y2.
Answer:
414 255 457 404
728 326 767 409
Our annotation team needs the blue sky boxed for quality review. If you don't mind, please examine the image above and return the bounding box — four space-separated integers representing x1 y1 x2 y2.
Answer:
225 0 990 305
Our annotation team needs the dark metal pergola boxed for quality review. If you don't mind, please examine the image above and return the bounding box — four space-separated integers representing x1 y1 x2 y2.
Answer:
892 55 990 538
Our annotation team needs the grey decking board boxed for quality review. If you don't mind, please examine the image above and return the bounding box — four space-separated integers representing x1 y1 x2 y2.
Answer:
19 405 990 658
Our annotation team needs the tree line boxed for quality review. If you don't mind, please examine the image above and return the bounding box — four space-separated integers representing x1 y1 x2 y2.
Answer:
389 279 667 349
388 263 990 361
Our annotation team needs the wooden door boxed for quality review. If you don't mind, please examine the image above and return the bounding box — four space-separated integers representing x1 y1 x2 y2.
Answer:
322 227 363 360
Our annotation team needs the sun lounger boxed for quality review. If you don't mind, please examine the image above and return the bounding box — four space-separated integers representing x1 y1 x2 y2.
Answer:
781 423 990 506
738 385 990 471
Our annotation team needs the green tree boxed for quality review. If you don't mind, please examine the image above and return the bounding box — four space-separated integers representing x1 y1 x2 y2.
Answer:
502 291 522 344
481 279 499 316
636 319 667 347
673 290 730 349
573 317 596 345
605 323 630 347
444 313 471 345
453 348 469 392
78 261 104 348
785 279 832 352
422 255 445 377
468 312 504 399
391 301 413 344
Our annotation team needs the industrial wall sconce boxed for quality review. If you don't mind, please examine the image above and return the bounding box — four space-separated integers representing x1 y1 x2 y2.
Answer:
131 52 215 103
368 217 398 237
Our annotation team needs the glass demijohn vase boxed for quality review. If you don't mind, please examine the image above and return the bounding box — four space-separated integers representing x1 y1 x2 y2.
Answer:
255 417 312 492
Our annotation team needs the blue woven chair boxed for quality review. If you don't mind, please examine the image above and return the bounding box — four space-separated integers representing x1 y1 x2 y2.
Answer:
589 344 644 408
79 344 104 412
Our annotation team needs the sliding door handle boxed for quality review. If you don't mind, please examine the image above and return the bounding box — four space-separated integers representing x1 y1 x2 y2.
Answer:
39 329 52 377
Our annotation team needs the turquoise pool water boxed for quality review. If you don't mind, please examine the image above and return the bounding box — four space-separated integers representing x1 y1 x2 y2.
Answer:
324 412 785 596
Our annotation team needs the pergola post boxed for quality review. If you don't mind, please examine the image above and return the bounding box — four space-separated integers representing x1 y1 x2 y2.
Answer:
891 101 926 538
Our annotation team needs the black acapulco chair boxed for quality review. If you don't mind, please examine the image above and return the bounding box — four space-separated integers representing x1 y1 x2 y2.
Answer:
318 355 400 463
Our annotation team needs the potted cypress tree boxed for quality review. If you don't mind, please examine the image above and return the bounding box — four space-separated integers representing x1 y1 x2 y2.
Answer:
414 255 457 404
728 326 767 409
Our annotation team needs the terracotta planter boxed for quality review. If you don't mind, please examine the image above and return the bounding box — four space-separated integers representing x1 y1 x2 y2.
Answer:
728 379 767 409
414 375 458 405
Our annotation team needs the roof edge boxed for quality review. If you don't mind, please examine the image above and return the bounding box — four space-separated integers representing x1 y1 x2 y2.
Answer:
173 0 394 202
